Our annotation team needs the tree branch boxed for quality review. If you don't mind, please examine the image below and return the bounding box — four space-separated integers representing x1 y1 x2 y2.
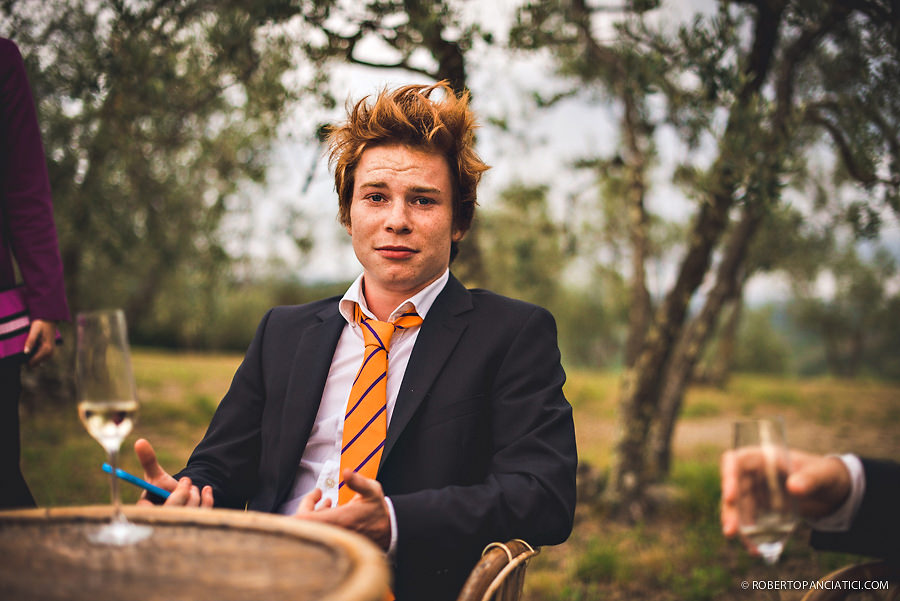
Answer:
774 3 850 130
805 105 900 187
346 54 436 80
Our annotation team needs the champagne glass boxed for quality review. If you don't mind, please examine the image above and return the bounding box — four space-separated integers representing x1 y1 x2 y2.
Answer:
733 418 797 565
76 309 151 545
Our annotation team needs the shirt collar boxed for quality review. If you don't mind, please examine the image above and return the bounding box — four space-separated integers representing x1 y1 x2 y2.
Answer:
339 269 450 325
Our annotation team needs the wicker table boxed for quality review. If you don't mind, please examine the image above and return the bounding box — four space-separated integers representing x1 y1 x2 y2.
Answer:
0 505 389 601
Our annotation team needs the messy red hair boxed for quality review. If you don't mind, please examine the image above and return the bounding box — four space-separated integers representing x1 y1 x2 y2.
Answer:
327 81 489 241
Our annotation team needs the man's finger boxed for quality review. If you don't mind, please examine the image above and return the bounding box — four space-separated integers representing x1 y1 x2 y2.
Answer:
720 450 742 537
720 450 737 502
201 485 215 508
342 469 383 501
785 454 851 518
165 478 195 506
187 484 201 507
298 488 324 513
134 439 167 481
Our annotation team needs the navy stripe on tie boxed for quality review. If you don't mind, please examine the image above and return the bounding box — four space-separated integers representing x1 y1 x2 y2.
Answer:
353 347 384 386
361 319 387 349
354 440 386 474
338 440 386 490
341 404 387 454
345 372 387 419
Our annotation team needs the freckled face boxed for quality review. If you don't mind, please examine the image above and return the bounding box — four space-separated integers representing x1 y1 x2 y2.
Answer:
347 144 463 306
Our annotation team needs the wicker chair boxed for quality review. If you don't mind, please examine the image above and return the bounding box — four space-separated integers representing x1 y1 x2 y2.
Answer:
456 539 540 601
800 561 899 601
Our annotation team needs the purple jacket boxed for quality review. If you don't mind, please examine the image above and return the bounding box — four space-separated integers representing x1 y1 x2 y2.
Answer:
1 38 69 321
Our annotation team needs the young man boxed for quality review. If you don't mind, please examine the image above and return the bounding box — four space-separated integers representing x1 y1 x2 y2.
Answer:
136 82 577 600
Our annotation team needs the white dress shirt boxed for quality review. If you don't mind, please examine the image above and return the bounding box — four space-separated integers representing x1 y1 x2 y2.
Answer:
276 269 450 552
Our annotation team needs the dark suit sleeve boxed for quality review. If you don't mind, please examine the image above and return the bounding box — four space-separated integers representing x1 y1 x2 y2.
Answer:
175 310 272 507
809 458 900 559
389 305 577 593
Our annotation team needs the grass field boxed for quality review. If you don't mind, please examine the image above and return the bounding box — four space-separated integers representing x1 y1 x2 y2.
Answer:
19 351 900 600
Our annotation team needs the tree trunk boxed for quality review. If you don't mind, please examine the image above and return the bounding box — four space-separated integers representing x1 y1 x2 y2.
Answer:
605 0 785 518
698 294 743 388
621 91 653 369
605 173 736 518
647 205 761 482
422 3 488 288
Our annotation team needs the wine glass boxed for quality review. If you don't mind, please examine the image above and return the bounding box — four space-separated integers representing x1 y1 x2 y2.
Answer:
733 417 798 565
76 309 152 545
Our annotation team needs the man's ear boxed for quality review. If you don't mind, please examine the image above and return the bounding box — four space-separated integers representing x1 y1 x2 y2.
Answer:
345 221 352 236
452 227 466 243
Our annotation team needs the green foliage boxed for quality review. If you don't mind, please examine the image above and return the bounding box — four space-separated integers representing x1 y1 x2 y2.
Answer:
479 183 627 367
297 0 489 93
670 461 721 522
732 306 792 375
481 183 566 309
729 377 805 412
666 564 729 601
574 538 628 584
788 243 900 379
2 0 298 334
564 369 619 412
681 398 722 418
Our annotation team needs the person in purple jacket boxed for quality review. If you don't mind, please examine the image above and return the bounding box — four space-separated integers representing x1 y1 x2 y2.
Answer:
0 38 70 508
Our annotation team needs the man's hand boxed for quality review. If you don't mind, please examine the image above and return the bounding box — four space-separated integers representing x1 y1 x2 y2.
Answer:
24 319 56 367
292 470 391 551
721 448 852 538
134 438 213 508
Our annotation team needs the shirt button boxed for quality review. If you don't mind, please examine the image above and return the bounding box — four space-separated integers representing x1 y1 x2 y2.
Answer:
325 478 336 489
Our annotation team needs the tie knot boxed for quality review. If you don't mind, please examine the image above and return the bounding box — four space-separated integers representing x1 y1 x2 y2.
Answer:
355 305 422 353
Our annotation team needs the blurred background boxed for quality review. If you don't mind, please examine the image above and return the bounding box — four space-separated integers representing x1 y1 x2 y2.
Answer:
3 0 898 599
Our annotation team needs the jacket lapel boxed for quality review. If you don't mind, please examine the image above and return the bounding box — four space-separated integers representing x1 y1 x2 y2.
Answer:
275 303 345 503
381 274 472 467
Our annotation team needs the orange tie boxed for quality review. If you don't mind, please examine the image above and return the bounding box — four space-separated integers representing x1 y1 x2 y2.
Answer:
338 304 423 505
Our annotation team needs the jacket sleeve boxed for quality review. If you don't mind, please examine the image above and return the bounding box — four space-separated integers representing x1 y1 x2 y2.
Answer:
175 310 273 508
0 39 69 321
809 457 900 560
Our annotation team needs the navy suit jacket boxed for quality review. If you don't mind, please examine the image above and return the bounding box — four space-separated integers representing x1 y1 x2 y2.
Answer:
810 458 899 560
178 274 578 600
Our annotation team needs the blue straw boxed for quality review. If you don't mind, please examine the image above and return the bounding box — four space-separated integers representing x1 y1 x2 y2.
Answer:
101 463 171 499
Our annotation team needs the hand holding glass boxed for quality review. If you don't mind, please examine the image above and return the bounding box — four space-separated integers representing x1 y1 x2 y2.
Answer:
732 418 797 565
76 309 151 545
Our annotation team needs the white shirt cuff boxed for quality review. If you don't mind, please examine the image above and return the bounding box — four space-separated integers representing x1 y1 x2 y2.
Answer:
807 454 865 532
384 495 398 559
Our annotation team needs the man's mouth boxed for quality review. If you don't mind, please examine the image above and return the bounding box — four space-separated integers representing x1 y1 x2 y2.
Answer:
376 246 418 258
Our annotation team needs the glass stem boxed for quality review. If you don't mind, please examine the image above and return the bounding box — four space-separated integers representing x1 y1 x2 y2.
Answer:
108 448 124 523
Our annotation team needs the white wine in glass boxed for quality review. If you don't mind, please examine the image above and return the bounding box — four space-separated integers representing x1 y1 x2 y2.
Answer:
76 309 152 545
733 418 798 565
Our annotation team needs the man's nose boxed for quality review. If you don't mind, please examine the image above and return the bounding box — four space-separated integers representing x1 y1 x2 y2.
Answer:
385 200 411 233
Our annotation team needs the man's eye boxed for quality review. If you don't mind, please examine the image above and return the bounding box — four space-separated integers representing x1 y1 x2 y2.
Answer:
412 197 434 206
367 194 386 203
